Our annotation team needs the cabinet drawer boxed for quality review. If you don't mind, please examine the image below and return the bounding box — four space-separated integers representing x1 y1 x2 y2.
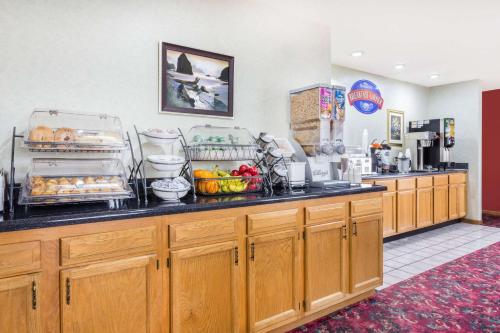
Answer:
434 175 449 186
247 208 299 234
397 178 416 190
60 226 157 266
306 203 346 225
449 173 467 184
417 177 433 188
374 180 396 192
350 198 383 217
169 217 237 248
0 241 40 277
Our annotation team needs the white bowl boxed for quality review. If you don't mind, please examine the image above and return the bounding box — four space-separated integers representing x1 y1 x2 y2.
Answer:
147 155 185 172
143 130 179 145
152 188 189 201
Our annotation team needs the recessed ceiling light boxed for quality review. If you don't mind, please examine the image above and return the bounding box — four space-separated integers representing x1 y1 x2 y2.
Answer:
429 73 440 80
351 51 364 57
394 64 405 70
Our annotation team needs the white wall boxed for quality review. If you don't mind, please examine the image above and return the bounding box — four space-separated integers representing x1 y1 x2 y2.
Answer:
0 0 331 178
427 80 482 220
331 65 429 155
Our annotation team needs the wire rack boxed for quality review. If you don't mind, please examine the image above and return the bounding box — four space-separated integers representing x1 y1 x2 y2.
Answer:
133 126 195 204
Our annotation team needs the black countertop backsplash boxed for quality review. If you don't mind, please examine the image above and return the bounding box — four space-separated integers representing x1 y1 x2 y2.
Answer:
1 185 386 233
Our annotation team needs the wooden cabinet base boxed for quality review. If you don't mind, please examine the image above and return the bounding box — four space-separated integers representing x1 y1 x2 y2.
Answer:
268 290 375 333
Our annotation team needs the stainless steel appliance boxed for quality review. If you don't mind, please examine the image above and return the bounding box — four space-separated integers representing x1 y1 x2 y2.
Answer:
407 118 455 170
405 131 438 171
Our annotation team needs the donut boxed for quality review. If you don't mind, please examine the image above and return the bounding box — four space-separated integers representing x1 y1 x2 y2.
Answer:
58 177 70 185
83 177 96 184
31 185 46 196
70 177 84 186
54 128 76 143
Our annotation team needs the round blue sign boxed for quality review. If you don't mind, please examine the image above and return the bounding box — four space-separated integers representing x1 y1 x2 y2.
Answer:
347 80 384 114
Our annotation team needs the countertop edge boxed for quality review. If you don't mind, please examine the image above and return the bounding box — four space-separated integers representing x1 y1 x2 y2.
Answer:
0 186 386 233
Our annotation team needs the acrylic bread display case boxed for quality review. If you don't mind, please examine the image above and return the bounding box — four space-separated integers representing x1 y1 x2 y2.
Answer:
185 125 259 161
19 158 135 205
24 110 128 152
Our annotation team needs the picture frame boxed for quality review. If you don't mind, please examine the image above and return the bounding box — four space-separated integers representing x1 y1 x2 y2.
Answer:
387 109 405 146
159 42 234 118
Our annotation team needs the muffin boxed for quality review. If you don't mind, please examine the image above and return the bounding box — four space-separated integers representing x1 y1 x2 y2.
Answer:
28 126 54 146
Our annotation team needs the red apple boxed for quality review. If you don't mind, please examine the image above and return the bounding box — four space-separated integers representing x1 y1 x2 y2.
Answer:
241 172 252 178
248 166 259 176
230 170 240 176
247 183 258 191
239 164 249 174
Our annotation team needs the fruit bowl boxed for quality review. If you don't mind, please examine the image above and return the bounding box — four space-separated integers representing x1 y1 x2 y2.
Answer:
195 176 264 196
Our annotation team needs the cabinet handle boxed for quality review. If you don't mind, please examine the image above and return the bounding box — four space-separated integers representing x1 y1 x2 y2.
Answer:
31 281 37 310
250 242 255 261
342 226 347 239
352 222 358 236
234 246 239 266
65 278 71 305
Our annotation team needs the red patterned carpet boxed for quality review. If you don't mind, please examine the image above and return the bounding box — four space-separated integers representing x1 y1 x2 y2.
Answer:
289 242 500 333
483 214 500 228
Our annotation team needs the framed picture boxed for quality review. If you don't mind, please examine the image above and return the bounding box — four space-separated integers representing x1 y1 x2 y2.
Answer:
387 109 404 146
159 42 234 118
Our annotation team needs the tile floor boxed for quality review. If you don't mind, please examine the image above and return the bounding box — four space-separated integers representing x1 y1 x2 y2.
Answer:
378 222 500 290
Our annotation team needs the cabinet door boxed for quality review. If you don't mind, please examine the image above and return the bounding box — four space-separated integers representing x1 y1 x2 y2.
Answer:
248 229 299 332
349 214 383 293
0 273 40 333
449 184 459 220
417 188 433 228
434 185 449 223
304 221 348 313
458 183 467 218
382 192 397 237
397 190 416 233
61 255 161 333
170 240 240 333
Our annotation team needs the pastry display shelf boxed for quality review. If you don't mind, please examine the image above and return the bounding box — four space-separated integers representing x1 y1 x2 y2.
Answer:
133 125 195 204
8 125 140 215
24 110 129 153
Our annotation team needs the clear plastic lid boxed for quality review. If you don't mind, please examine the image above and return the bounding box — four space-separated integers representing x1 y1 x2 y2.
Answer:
186 125 256 146
19 158 134 205
24 110 127 152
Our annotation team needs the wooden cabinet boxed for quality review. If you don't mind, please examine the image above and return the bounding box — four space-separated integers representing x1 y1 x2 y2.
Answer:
381 192 397 237
417 188 433 228
0 273 40 333
349 214 383 293
449 184 459 220
397 190 416 233
60 255 161 333
434 185 449 224
304 221 348 313
247 229 300 332
170 240 241 333
457 183 467 218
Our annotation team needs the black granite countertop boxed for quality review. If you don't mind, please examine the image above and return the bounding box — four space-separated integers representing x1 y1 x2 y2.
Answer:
362 169 468 180
0 185 386 233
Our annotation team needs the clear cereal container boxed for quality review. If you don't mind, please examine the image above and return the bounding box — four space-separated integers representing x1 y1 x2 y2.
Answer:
19 158 135 205
24 110 127 152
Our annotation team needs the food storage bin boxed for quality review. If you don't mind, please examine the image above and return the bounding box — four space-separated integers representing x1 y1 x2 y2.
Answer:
19 158 135 205
24 110 127 152
186 125 259 161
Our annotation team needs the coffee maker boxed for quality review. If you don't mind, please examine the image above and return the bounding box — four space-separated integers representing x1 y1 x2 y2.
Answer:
406 118 455 170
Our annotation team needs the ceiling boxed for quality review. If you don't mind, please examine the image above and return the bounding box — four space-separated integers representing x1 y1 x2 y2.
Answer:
274 0 500 90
